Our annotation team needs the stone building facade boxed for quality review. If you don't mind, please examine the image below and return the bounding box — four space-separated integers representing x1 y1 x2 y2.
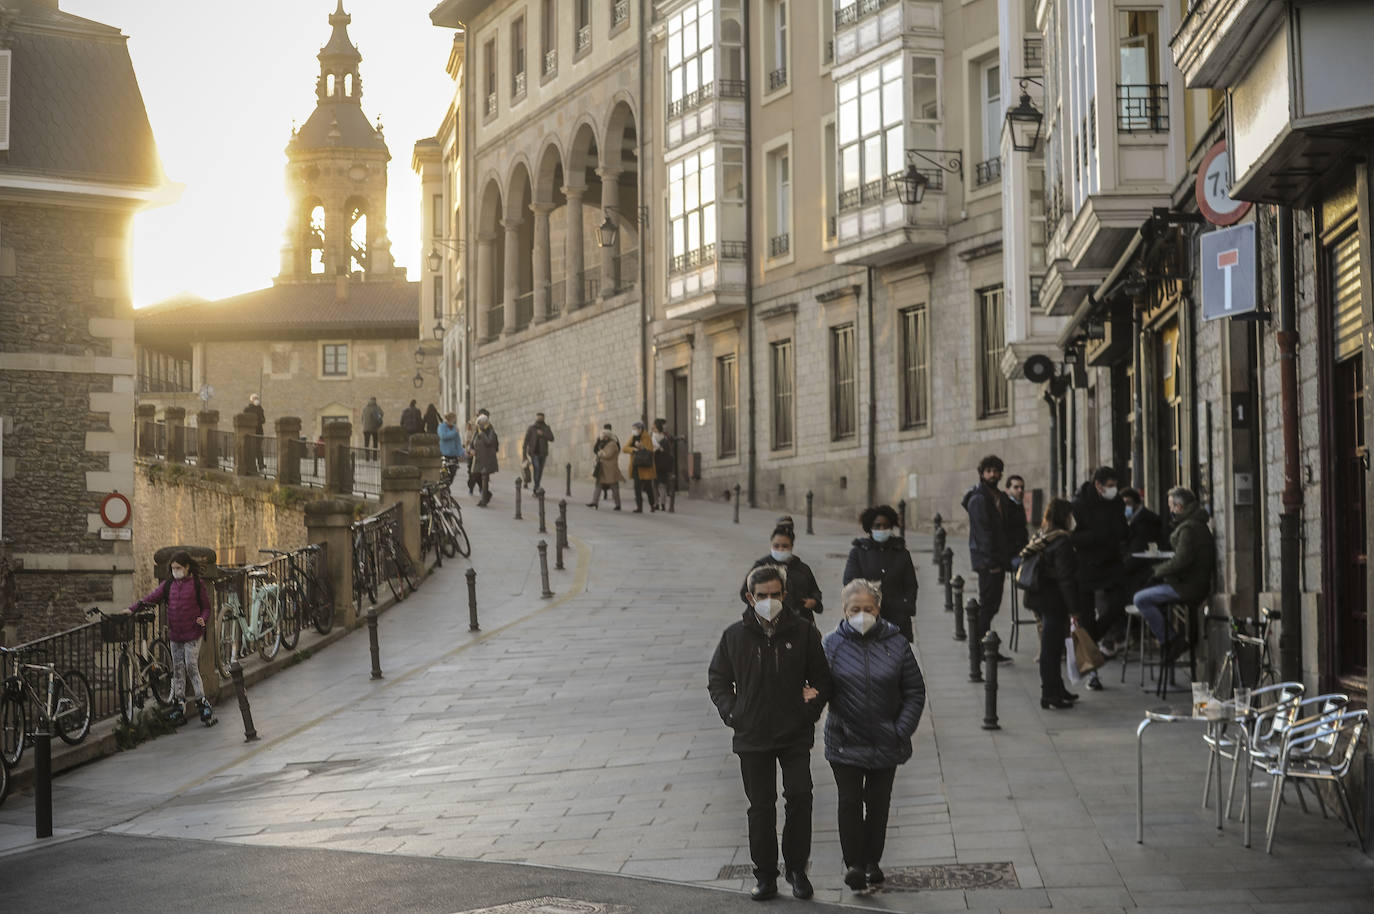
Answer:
0 1 165 642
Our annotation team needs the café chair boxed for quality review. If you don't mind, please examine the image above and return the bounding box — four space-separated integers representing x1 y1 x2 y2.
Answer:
1263 707 1367 853
1200 681 1303 817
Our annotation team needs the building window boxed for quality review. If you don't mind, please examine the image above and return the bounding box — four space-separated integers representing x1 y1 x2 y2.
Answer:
541 0 558 75
980 59 1002 164
669 147 717 273
899 304 929 429
911 55 940 146
484 39 496 116
823 120 837 239
977 286 1008 418
767 145 790 257
431 194 444 237
767 0 788 90
667 1 715 118
511 16 527 99
770 339 794 450
720 6 743 86
820 2 833 65
830 323 856 440
838 57 906 211
433 279 444 320
576 0 592 54
717 353 738 458
137 348 193 394
1117 10 1165 132
322 343 349 378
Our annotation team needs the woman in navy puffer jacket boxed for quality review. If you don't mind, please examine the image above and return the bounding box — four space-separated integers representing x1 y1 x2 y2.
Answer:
822 578 926 893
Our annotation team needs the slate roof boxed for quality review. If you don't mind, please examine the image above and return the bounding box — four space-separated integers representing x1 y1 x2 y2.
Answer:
0 5 162 186
135 279 419 341
294 101 388 152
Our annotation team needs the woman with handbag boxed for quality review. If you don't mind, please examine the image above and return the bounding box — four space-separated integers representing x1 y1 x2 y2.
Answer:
622 420 658 513
1017 497 1080 709
587 423 622 510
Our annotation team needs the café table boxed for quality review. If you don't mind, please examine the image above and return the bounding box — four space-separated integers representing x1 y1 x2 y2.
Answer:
1130 551 1175 560
1136 702 1254 847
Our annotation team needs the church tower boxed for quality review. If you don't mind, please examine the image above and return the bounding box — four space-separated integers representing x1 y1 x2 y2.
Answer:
278 1 397 282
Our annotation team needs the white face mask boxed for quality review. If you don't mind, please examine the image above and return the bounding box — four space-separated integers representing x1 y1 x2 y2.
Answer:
770 549 791 562
171 569 187 580
847 611 877 635
871 529 892 544
1102 486 1118 500
753 598 781 622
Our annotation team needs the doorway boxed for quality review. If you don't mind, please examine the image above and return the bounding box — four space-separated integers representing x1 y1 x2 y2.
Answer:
666 368 690 487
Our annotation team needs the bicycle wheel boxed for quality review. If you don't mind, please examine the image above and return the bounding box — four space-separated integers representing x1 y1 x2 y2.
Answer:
257 591 282 662
148 639 174 705
439 512 459 558
453 516 471 558
363 548 379 604
0 749 8 807
279 584 301 651
55 669 92 745
0 692 24 767
385 545 408 602
311 571 335 635
216 611 238 678
116 653 135 724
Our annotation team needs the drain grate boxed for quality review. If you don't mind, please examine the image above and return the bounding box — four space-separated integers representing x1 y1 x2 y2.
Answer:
880 862 1019 892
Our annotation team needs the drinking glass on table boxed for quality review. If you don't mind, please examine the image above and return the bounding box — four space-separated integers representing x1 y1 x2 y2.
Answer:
1233 686 1252 719
1191 682 1211 717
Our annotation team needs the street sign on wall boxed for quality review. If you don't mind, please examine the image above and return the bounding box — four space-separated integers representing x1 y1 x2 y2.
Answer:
1201 223 1258 322
1195 140 1252 226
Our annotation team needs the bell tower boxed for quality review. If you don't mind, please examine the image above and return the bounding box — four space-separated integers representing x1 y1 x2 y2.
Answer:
277 1 396 283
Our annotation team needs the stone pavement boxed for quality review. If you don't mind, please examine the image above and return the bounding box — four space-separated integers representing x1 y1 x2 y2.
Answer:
1 487 1372 913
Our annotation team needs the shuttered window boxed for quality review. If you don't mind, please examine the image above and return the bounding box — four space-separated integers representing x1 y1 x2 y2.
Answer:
0 50 11 151
830 323 856 440
1332 231 1363 363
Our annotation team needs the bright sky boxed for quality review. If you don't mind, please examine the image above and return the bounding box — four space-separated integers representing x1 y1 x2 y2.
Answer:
63 1 457 308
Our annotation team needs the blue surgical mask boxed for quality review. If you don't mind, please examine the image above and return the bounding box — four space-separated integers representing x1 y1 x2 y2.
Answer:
1125 506 1135 519
871 529 892 544
770 549 791 563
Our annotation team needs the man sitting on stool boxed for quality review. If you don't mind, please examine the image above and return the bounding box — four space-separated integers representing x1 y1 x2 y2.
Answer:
1132 487 1215 661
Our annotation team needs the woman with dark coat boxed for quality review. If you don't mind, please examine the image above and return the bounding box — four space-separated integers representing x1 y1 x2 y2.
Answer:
842 505 918 641
739 525 824 625
422 403 442 435
823 578 926 892
1020 497 1081 709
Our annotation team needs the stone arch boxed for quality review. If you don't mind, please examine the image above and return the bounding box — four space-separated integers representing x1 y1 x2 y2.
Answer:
566 119 601 192
506 161 535 329
477 178 505 338
504 154 535 221
534 137 566 206
344 194 370 274
300 195 326 276
599 98 641 288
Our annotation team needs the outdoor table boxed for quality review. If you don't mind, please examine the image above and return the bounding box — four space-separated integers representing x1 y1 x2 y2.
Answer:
1136 704 1254 847
1130 551 1175 560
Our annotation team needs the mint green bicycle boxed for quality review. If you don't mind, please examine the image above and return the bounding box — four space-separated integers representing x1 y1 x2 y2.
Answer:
214 566 282 676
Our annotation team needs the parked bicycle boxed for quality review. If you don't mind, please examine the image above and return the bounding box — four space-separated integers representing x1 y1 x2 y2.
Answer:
261 544 335 642
0 746 8 806
87 605 173 724
352 512 418 608
352 518 381 608
214 565 283 677
1212 605 1280 698
0 644 93 767
421 483 471 561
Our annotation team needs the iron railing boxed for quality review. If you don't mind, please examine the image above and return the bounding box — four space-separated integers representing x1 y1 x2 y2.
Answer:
486 302 505 338
767 66 788 91
515 291 535 330
718 79 747 98
835 0 896 29
668 81 716 119
345 446 381 499
668 244 717 275
485 92 497 116
543 48 557 75
576 268 600 306
718 240 747 260
549 278 566 316
213 431 235 472
244 434 278 478
612 0 629 27
1024 36 1044 70
299 439 326 488
827 215 837 238
1116 83 1168 132
575 24 591 53
975 157 1002 186
769 233 790 257
611 249 639 292
513 70 527 99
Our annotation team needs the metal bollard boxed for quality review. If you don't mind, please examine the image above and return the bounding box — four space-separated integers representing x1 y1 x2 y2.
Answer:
932 513 946 565
806 491 814 535
366 608 383 679
34 730 52 838
953 588 967 640
982 630 1001 730
565 461 572 497
943 569 955 613
557 499 568 549
940 547 953 586
950 574 965 638
669 482 677 513
952 575 965 616
229 659 260 742
732 484 741 523
966 599 983 682
514 478 523 520
898 499 907 540
537 540 554 598
465 567 479 631
537 488 547 533
554 519 566 570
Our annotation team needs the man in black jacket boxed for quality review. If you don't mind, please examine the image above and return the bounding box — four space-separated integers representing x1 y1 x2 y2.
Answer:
709 565 833 902
1070 467 1129 681
962 455 1016 661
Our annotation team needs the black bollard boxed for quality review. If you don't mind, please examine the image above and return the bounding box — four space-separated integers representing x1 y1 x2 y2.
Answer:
565 461 572 497
898 499 907 540
943 568 955 612
465 567 479 631
367 608 383 679
966 599 983 682
537 488 547 533
932 513 946 565
951 574 966 640
557 499 568 549
952 575 965 616
229 660 260 742
554 519 566 570
537 540 554 598
669 482 677 513
806 491 814 535
34 730 52 838
514 478 523 520
953 588 967 640
733 484 741 523
982 630 1001 730
940 547 953 586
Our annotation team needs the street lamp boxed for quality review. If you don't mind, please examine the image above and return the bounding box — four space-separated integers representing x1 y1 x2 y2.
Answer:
900 149 963 210
427 237 463 272
1005 77 1045 153
432 320 445 340
895 164 929 206
596 206 650 248
426 247 442 272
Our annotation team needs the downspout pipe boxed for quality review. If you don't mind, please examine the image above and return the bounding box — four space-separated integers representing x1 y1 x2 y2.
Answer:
1277 205 1303 683
638 0 649 424
743 0 757 508
866 266 877 508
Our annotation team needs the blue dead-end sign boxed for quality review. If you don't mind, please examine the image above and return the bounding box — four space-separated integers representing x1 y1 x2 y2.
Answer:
1201 222 1258 321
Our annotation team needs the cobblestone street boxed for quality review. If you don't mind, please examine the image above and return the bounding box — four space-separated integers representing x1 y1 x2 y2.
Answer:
2 494 1372 912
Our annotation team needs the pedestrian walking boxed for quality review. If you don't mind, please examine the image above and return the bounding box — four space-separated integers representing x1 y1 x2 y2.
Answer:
842 506 918 642
437 412 466 488
361 396 383 455
400 399 424 437
1018 498 1080 709
464 419 479 494
245 393 266 471
469 412 499 507
522 412 556 492
622 420 658 513
961 455 1016 662
587 423 622 509
651 418 674 506
1070 466 1129 689
822 578 926 892
423 403 442 436
708 564 833 901
128 551 216 727
739 524 824 625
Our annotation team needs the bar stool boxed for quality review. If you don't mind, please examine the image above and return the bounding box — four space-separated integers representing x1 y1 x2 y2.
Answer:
1121 605 1164 687
1007 569 1038 652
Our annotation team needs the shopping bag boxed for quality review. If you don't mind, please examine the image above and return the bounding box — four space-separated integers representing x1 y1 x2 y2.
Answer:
1065 636 1083 687
1072 622 1106 675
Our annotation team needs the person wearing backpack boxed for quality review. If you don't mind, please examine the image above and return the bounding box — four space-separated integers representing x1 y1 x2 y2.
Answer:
128 550 217 726
1017 498 1080 710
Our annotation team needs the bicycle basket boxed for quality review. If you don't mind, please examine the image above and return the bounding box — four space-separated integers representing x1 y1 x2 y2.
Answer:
99 613 136 644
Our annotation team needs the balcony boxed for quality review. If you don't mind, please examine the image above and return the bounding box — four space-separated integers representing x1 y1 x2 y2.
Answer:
833 0 940 68
974 157 1002 187
665 241 748 321
833 168 949 266
768 233 790 258
612 0 629 28
514 291 534 331
1116 84 1168 133
1023 36 1043 71
767 67 788 92
575 24 591 55
835 0 898 30
542 48 557 77
666 80 748 150
484 92 496 117
512 70 526 101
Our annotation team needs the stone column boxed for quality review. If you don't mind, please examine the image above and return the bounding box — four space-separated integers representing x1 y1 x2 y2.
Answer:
502 217 521 334
233 412 258 477
407 435 443 487
476 232 495 340
164 406 187 464
322 419 354 495
197 410 220 469
305 499 357 631
275 416 302 485
597 167 620 297
563 184 586 309
381 465 423 573
379 425 410 473
135 403 157 457
531 202 555 320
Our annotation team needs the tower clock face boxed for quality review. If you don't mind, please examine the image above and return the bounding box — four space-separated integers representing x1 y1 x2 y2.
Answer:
349 164 368 182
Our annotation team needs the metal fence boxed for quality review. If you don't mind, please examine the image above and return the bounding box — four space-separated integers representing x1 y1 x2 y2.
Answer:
245 434 277 478
347 446 381 499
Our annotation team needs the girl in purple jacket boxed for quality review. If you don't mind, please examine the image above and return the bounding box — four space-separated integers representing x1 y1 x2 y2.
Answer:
131 551 215 725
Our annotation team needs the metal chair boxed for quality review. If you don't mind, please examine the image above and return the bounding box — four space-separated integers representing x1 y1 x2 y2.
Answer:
1263 708 1368 853
1200 681 1303 816
1245 693 1350 823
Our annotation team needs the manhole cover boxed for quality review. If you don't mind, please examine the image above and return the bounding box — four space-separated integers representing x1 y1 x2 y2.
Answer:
881 862 1019 892
717 860 811 880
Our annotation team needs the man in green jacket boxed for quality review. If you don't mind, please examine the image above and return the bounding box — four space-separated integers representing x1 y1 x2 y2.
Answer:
1132 487 1215 659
